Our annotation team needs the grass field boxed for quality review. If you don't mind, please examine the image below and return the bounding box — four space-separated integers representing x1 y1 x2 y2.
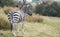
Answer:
0 16 60 37
0 8 60 37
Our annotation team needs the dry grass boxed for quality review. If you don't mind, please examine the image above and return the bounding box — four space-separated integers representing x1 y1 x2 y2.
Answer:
0 22 60 37
3 6 20 14
25 14 43 22
0 9 11 29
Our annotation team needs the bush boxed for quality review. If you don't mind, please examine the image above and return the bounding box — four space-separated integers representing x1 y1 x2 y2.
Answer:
35 1 60 17
0 10 11 30
3 6 20 15
0 0 15 7
3 6 12 15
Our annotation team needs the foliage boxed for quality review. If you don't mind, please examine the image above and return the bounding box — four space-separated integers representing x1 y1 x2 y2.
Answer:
35 1 60 17
3 6 12 14
51 2 60 17
0 0 15 7
0 9 11 30
3 6 20 15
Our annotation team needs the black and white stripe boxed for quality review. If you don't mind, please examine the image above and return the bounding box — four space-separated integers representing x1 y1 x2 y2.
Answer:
8 11 23 23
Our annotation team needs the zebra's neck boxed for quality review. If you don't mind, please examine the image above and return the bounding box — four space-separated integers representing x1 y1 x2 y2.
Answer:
19 10 25 19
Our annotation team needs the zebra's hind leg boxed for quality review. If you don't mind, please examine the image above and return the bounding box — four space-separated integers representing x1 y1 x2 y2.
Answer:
12 23 17 36
17 23 20 36
22 20 24 36
11 24 12 31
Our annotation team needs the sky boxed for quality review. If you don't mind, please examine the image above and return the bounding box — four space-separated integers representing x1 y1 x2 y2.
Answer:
18 0 32 2
54 0 60 2
55 0 60 1
26 0 60 2
26 0 32 2
18 0 60 2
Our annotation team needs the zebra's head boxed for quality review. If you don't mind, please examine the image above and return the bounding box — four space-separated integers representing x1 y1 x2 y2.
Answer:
22 3 32 16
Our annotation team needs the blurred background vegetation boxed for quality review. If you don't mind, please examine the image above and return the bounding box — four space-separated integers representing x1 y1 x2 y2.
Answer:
35 1 60 17
0 0 60 17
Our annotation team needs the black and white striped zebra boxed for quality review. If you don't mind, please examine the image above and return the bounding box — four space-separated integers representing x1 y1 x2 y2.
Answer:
8 4 32 36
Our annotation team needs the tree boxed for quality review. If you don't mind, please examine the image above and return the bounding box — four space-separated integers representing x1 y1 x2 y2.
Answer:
35 1 60 17
0 0 15 7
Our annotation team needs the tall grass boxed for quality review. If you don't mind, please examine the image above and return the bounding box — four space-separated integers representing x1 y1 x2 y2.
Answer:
0 7 43 29
2 6 43 23
3 6 20 14
0 9 11 30
25 14 43 22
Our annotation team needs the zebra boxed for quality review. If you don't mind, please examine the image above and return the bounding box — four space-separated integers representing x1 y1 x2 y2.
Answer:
8 4 32 36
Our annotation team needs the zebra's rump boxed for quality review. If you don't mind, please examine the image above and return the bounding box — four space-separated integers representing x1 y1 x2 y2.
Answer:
8 11 22 23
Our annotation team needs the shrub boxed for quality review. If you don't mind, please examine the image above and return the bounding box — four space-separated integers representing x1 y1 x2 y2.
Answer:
35 1 60 17
0 0 15 7
0 10 11 30
3 6 12 14
3 6 20 15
